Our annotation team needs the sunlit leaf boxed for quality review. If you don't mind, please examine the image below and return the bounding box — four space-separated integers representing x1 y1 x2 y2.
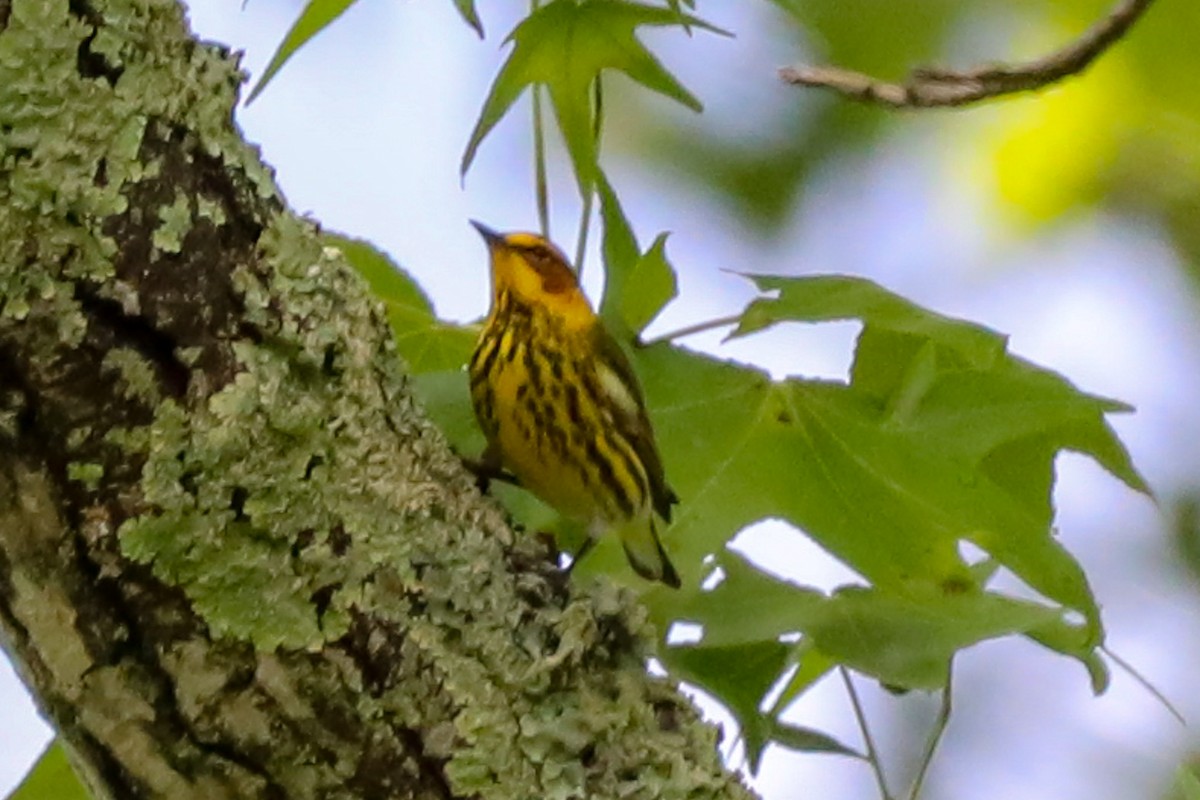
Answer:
636 347 1084 619
461 0 725 197
663 552 1062 691
731 274 1004 367
735 274 1148 496
328 234 477 372
638 0 964 231
620 234 677 334
958 30 1139 227
597 174 678 337
248 0 360 104
8 741 89 800
623 274 1142 659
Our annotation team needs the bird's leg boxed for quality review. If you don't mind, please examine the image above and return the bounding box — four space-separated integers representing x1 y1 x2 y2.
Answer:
563 523 601 576
461 444 520 493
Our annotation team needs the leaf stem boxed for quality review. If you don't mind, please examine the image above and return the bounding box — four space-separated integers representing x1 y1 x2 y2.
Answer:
640 313 742 346
574 79 604 277
530 0 549 237
841 668 894 800
905 670 953 800
1102 644 1186 725
532 86 550 238
574 188 593 277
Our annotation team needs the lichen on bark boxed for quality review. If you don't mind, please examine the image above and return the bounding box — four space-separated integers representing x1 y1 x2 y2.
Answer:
0 0 757 798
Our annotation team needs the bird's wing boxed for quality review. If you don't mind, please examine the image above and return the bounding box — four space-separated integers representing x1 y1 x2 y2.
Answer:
590 324 679 522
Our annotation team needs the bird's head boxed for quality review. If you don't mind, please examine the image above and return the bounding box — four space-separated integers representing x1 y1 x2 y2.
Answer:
471 221 589 319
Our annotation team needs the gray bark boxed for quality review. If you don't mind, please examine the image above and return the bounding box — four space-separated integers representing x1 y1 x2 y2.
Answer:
0 1 754 798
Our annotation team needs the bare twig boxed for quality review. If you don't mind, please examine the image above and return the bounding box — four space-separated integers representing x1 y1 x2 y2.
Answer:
639 313 742 347
780 0 1157 109
531 0 550 237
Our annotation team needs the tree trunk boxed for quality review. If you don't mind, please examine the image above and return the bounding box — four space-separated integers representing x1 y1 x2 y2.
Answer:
0 1 753 798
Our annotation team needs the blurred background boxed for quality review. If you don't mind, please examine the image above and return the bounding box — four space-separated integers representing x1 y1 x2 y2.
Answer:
4 0 1200 797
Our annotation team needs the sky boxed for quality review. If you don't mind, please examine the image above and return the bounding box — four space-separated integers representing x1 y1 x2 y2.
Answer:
3 1 1200 798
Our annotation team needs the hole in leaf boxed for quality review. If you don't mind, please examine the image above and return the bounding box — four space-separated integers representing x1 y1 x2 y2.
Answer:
666 621 703 646
701 565 726 591
1063 609 1086 627
957 539 989 564
759 662 800 713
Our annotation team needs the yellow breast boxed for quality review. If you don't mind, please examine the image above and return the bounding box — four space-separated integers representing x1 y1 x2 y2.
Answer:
470 312 649 526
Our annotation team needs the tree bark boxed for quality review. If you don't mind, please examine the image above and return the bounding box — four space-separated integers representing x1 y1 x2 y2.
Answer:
0 1 754 798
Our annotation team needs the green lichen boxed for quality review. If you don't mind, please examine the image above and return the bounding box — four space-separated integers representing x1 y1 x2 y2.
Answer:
120 214 437 648
151 191 191 253
195 194 226 226
67 461 105 489
102 347 161 403
1 0 145 341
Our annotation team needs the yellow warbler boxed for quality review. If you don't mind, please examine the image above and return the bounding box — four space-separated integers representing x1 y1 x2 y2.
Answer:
468 222 681 588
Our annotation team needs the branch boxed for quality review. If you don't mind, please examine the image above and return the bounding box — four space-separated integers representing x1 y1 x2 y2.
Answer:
0 2 757 798
779 0 1157 109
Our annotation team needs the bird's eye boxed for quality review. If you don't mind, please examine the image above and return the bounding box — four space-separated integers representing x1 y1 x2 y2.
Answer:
523 246 555 274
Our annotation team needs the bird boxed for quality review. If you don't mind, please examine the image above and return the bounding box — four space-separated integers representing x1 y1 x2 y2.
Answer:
467 220 681 588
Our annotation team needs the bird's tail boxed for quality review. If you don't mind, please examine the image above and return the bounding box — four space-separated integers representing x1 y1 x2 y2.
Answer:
619 518 681 589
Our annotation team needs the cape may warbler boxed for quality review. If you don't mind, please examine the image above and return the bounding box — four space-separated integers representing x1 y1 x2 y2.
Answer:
468 221 681 588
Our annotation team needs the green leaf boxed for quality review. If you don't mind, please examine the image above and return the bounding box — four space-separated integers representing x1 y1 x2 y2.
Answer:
452 0 485 37
597 173 639 310
248 0 360 104
461 0 725 197
327 234 434 317
660 551 1062 691
731 274 1006 368
620 337 1129 657
640 351 995 597
767 719 862 760
409 370 480 452
905 358 1148 495
734 274 1146 500
8 741 89 800
765 640 836 717
665 639 791 770
681 273 1146 638
328 234 477 373
1024 616 1110 694
390 317 477 376
621 234 677 334
597 175 678 337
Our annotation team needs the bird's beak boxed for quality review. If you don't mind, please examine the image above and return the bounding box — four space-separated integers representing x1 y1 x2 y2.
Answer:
469 220 503 247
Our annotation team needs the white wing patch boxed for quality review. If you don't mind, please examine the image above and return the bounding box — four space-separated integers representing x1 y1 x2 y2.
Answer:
597 362 640 419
